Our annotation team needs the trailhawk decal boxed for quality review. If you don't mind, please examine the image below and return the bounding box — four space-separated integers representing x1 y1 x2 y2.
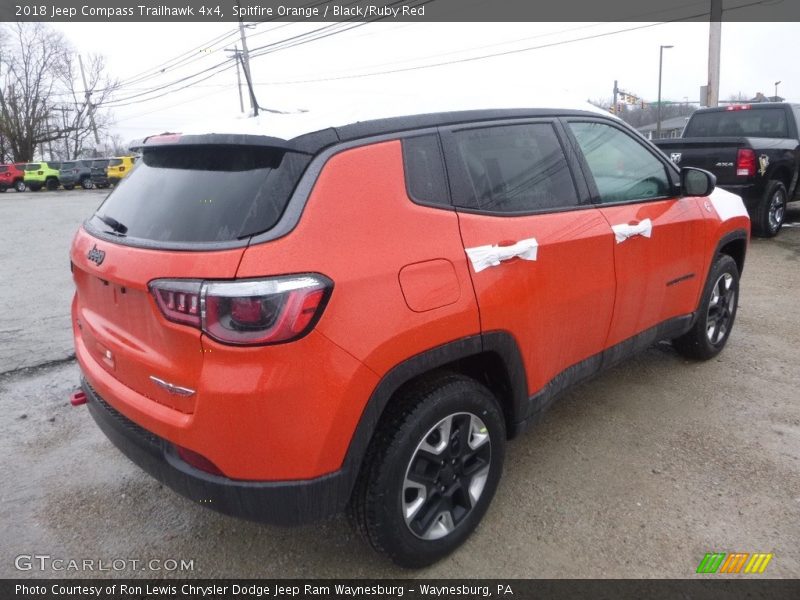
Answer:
708 187 749 222
465 238 538 273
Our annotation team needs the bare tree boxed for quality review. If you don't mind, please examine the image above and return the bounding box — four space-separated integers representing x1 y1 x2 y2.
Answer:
56 52 117 159
0 23 65 161
0 23 117 162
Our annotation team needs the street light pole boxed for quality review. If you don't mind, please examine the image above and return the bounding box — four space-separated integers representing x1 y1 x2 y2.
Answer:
775 80 781 101
657 45 673 140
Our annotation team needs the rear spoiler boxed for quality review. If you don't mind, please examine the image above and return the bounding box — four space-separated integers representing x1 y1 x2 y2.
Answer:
129 132 304 153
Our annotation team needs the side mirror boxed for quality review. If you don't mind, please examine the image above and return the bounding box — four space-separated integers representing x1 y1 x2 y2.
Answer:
681 167 716 197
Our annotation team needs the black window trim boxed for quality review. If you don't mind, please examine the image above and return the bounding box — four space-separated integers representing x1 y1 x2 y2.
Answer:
561 116 681 208
401 133 454 211
439 117 592 218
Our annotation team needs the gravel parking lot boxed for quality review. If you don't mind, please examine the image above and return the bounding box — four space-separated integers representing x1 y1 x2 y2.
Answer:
1 190 799 578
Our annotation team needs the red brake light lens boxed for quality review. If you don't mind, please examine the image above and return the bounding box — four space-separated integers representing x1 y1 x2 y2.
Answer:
150 280 202 326
736 148 756 177
149 275 332 345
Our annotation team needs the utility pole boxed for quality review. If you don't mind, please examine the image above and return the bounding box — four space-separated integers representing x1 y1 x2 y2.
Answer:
224 46 245 113
657 45 673 140
706 0 722 108
54 106 71 158
78 55 100 144
613 80 618 115
238 19 258 116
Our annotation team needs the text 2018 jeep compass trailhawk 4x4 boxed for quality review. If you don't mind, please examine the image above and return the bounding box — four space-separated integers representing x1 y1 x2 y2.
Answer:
71 103 749 567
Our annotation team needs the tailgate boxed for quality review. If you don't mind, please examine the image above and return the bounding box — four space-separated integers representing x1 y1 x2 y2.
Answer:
71 227 244 413
656 137 746 185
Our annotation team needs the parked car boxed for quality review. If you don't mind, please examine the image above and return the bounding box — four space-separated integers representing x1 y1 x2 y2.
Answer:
24 161 61 191
0 163 27 192
107 156 136 186
90 159 111 188
655 102 800 237
70 105 750 568
59 160 95 190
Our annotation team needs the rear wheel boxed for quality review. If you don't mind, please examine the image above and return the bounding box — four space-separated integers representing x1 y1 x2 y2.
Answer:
349 375 505 568
752 180 787 238
45 178 58 191
80 177 94 190
14 180 26 192
28 184 41 192
0 186 6 193
63 184 75 191
673 254 739 360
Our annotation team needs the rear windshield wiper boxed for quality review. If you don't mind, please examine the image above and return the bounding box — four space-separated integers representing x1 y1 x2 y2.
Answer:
95 214 128 236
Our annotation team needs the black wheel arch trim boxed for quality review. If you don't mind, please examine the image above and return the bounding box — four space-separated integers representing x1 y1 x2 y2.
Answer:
712 229 749 277
340 331 528 494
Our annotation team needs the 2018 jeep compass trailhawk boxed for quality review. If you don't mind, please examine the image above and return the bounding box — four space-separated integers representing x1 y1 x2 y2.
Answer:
70 102 749 567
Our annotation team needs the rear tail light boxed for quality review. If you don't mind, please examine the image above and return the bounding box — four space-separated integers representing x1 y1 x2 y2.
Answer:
726 104 751 111
149 274 332 345
736 148 756 177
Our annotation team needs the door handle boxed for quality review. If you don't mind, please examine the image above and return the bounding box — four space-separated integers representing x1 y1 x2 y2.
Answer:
465 237 539 273
611 218 652 243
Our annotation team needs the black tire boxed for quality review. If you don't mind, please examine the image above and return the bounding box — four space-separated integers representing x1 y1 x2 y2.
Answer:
14 180 26 192
63 184 75 191
673 254 740 360
80 177 94 190
349 374 505 568
0 186 6 193
752 180 787 238
45 178 59 191
28 184 41 192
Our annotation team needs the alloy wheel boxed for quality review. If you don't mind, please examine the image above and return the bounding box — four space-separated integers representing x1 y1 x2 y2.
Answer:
402 412 491 540
768 189 786 232
706 272 736 345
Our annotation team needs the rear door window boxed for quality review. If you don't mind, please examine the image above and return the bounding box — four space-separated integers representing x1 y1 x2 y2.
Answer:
445 122 580 213
90 145 310 243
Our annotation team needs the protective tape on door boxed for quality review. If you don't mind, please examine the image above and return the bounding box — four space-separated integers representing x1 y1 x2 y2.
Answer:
611 218 652 243
465 237 538 273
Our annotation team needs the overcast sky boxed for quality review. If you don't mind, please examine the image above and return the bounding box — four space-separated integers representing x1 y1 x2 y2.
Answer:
51 20 798 144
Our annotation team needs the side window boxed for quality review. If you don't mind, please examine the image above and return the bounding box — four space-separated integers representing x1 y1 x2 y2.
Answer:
402 134 449 207
568 121 672 204
449 123 579 213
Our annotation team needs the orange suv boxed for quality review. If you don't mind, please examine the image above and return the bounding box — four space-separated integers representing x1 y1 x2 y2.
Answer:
70 107 750 567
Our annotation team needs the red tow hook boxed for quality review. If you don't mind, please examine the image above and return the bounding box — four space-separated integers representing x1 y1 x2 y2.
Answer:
70 390 87 406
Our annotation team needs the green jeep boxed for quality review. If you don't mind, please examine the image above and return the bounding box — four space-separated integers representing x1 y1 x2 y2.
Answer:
24 162 61 191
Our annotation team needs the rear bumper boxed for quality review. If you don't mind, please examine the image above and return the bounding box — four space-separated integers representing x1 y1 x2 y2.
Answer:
81 377 353 526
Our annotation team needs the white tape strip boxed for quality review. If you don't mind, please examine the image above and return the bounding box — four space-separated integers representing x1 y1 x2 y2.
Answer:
708 187 749 221
611 218 653 243
465 237 538 273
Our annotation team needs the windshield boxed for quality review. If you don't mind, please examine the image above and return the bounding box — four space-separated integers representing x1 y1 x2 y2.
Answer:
90 144 310 243
684 107 789 138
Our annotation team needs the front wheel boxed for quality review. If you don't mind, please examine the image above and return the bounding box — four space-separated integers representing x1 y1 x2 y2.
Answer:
673 254 740 360
349 375 506 568
45 178 59 191
63 184 75 191
14 180 26 192
752 180 787 238
80 177 94 190
28 184 41 192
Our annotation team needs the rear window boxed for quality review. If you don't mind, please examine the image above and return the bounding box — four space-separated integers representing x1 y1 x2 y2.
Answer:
90 145 311 243
684 107 789 138
109 158 123 166
92 160 109 168
48 162 61 169
0 166 7 173
25 164 41 171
